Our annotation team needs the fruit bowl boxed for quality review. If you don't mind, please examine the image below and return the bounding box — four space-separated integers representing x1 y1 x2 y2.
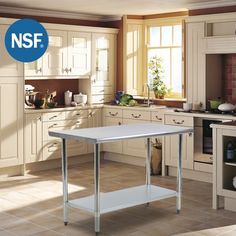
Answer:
46 102 58 108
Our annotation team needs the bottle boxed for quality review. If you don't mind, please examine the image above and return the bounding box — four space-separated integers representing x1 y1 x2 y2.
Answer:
226 141 234 162
64 90 72 106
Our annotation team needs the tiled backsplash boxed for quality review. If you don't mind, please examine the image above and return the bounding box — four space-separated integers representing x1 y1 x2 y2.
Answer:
223 54 236 103
26 79 79 105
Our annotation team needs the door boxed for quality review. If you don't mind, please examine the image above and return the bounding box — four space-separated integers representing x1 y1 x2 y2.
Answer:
0 77 23 167
24 113 43 163
0 25 23 76
67 32 91 77
42 30 68 76
91 33 115 87
24 59 43 77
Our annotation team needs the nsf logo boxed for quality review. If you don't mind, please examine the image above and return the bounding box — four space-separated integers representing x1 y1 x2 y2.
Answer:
5 19 48 62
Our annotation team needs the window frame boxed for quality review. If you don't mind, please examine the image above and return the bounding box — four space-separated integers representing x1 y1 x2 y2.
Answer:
144 17 185 99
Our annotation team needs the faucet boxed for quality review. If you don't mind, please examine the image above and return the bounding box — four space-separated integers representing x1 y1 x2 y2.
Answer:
143 83 153 107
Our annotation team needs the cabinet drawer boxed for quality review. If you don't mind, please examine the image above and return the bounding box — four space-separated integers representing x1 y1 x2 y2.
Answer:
151 111 164 122
164 115 193 127
43 140 61 161
43 112 65 121
65 109 88 119
91 95 113 104
123 110 150 120
92 86 113 95
104 108 122 118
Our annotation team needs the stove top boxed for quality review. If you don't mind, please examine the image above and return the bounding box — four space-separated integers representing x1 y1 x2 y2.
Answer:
174 109 236 116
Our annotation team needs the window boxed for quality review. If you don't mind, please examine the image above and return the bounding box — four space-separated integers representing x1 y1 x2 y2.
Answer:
147 24 183 98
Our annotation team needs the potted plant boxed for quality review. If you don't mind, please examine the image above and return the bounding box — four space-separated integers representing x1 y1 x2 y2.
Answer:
148 56 168 99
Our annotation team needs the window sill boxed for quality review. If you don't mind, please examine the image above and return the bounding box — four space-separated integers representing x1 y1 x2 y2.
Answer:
133 95 186 102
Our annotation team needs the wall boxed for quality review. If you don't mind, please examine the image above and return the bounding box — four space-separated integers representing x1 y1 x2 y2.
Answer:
223 54 236 103
26 79 79 105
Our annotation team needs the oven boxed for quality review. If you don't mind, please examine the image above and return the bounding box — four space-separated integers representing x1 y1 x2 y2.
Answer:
194 118 223 164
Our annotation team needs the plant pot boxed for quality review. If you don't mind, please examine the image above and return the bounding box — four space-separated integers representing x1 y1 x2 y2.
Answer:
154 93 164 99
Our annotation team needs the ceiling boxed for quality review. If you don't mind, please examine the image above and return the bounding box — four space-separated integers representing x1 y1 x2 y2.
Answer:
0 0 235 20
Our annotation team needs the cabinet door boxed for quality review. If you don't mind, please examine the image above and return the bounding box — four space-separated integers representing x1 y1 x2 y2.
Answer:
24 113 43 163
87 109 102 153
91 33 115 87
122 118 149 158
67 32 91 77
164 133 193 169
42 30 68 76
0 77 23 167
186 22 206 108
24 59 43 77
0 25 23 76
103 117 123 154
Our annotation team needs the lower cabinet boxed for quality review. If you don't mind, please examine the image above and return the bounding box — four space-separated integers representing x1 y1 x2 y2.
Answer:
103 116 123 154
24 113 43 163
164 114 194 169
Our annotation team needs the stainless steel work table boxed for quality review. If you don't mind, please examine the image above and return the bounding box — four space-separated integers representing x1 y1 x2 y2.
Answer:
49 123 193 234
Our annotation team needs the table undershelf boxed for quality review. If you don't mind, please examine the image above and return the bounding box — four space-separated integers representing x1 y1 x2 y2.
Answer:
68 185 177 214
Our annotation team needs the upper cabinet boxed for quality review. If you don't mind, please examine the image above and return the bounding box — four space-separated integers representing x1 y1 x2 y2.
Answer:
25 30 91 78
0 25 23 77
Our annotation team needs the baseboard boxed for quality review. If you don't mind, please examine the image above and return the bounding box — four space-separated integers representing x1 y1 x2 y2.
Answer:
225 197 236 212
25 154 94 173
0 165 24 177
104 152 145 167
168 166 212 183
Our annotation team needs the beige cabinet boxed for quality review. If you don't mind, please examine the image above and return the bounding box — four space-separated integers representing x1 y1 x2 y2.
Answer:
42 110 88 161
186 22 206 108
0 25 23 76
24 113 43 163
25 30 91 78
164 114 194 169
103 107 122 153
122 110 151 158
0 77 24 168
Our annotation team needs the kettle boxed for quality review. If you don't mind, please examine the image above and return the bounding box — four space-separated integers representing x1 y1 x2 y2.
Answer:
64 90 72 106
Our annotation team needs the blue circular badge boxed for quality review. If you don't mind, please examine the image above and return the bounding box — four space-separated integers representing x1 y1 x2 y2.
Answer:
5 19 48 62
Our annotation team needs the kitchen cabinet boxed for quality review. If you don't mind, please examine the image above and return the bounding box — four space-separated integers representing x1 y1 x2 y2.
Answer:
25 30 91 78
212 125 236 211
0 77 24 168
122 110 151 158
103 108 123 154
42 110 88 161
24 113 43 163
0 25 23 77
164 114 194 169
186 22 206 108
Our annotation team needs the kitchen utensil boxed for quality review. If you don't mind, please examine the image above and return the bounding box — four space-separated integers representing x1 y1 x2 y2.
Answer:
33 99 44 109
183 103 192 111
73 93 87 105
64 90 72 106
208 98 222 110
46 102 58 109
218 103 236 112
24 84 40 107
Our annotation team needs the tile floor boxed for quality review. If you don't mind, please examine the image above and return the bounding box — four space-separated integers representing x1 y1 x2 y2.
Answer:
0 160 236 236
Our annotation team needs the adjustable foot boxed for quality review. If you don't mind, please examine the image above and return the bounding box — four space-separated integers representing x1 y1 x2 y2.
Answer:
176 209 180 214
146 202 150 207
64 222 68 226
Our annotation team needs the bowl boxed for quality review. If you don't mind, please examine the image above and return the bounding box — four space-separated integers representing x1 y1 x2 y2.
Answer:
33 99 44 109
46 102 58 109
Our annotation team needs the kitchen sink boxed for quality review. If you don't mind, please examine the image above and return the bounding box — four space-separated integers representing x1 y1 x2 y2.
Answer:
136 104 166 109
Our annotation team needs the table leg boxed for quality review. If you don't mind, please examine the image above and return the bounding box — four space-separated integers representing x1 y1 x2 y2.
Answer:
94 143 100 234
146 138 151 206
176 134 182 214
61 139 68 225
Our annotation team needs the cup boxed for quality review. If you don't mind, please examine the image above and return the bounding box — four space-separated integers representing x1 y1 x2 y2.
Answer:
183 103 192 111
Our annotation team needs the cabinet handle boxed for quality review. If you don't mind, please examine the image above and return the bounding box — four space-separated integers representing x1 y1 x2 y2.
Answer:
99 90 105 93
99 98 104 102
37 116 42 121
118 122 121 125
48 142 58 148
49 115 57 120
173 119 184 125
68 68 72 73
49 123 58 128
155 115 162 121
76 113 81 116
75 121 81 125
63 68 68 73
36 68 42 73
109 111 118 117
132 114 141 119
188 132 192 137
88 112 93 117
